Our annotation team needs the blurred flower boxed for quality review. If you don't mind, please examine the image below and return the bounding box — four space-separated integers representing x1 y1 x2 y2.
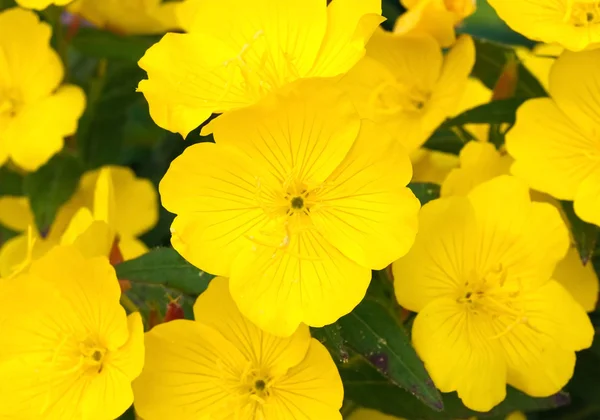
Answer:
68 0 182 35
159 80 419 336
488 0 600 51
15 0 72 10
133 277 343 419
341 31 475 153
0 8 85 172
394 0 476 47
507 49 600 227
516 44 563 93
0 246 144 419
0 166 157 276
411 149 459 184
393 176 594 411
138 0 383 137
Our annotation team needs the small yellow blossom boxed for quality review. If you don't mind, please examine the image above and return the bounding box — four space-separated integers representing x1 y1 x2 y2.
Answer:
138 0 383 137
394 0 476 47
159 80 419 336
0 246 144 419
393 176 594 412
0 8 85 172
68 0 181 35
341 31 475 153
15 0 72 10
133 276 343 420
507 48 600 227
488 0 600 51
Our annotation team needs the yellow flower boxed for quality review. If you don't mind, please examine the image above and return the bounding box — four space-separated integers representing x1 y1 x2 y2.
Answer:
516 44 563 93
0 246 144 419
133 276 343 419
507 48 600 227
138 0 383 137
68 0 181 35
488 0 600 51
159 80 420 336
394 0 476 47
0 166 157 276
15 0 72 10
393 176 594 412
0 8 85 172
340 31 475 153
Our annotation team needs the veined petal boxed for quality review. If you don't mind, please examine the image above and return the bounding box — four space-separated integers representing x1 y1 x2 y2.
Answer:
107 312 145 381
507 98 599 200
312 120 420 269
193 277 311 376
5 85 85 171
575 170 600 227
230 228 371 336
159 142 273 277
80 366 135 420
132 320 246 420
553 247 599 312
412 298 507 412
0 196 34 232
393 197 476 312
210 79 360 187
308 0 383 77
265 339 343 420
501 280 594 396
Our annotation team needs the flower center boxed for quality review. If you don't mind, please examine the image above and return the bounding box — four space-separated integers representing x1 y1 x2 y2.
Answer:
80 342 107 374
370 80 432 116
290 196 305 210
0 94 19 118
566 1 600 26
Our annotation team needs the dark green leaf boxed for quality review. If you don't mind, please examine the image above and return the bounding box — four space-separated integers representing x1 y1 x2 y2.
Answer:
441 98 526 129
337 286 443 411
24 153 83 232
126 282 195 329
423 128 472 155
311 324 349 364
381 0 404 30
115 247 214 295
0 167 23 196
71 28 157 63
342 356 570 419
561 201 598 264
472 39 547 99
117 405 136 420
408 183 441 206
0 0 16 11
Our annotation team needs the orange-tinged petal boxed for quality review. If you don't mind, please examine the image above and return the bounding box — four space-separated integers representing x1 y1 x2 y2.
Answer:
230 228 371 336
501 280 594 396
264 340 343 420
311 120 420 269
553 247 599 312
412 297 507 412
0 196 34 232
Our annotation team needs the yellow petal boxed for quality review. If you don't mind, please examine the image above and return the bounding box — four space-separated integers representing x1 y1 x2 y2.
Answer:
264 340 343 420
193 277 311 376
5 85 85 171
93 167 118 227
501 280 594 396
159 142 272 277
230 228 371 336
308 0 383 77
516 44 561 93
0 196 34 232
16 0 73 9
119 235 149 261
108 312 146 381
553 247 599 312
393 0 458 47
412 297 507 412
311 120 420 269
80 365 135 420
59 206 115 259
132 320 246 420
575 170 600 227
507 98 596 200
410 149 459 184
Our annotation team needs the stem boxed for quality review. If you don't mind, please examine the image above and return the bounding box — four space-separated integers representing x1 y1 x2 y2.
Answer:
120 293 141 314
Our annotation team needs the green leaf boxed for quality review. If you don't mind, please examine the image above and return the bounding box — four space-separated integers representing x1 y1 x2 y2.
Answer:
115 247 214 295
341 356 570 419
423 128 472 155
0 167 23 196
561 201 598 264
472 39 547 99
71 28 157 63
126 282 196 328
117 406 136 420
23 153 83 232
311 324 349 364
408 183 441 206
337 281 443 411
441 98 526 129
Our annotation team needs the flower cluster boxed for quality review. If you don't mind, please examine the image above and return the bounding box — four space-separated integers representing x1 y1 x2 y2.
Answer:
1 0 600 419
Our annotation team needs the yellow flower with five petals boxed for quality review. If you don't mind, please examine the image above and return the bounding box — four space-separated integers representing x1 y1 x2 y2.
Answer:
133 277 343 420
138 0 384 137
159 80 420 336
